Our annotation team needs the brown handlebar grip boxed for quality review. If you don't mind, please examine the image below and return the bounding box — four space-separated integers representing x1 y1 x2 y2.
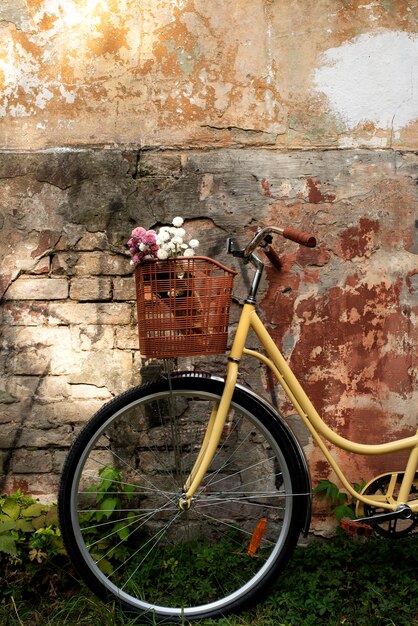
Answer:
283 227 316 248
263 246 282 271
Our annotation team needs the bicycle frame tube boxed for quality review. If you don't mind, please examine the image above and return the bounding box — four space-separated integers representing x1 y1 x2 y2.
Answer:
184 303 418 512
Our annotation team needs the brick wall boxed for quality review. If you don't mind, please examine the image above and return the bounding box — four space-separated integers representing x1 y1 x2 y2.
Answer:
0 1 417 532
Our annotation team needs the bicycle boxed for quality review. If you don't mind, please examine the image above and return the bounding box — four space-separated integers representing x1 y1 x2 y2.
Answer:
58 225 418 623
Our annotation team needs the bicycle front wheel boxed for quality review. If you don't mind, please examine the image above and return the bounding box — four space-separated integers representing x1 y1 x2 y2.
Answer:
59 374 308 622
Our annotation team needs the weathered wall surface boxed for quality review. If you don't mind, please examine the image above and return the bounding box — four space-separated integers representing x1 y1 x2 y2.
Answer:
1 0 417 149
0 1 417 533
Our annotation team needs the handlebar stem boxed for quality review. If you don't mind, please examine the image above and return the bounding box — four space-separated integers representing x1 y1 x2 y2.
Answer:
245 253 264 304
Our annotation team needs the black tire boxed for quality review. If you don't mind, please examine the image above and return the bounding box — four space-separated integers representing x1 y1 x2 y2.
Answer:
58 373 310 622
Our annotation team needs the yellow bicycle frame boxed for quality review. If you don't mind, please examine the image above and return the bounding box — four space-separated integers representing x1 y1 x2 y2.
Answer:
183 303 418 514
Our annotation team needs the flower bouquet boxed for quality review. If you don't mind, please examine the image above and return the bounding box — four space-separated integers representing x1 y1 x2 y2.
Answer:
128 217 199 266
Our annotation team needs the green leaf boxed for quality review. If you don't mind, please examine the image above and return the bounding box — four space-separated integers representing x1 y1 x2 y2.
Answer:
14 518 35 532
98 467 120 493
114 521 129 541
45 507 58 527
0 534 17 556
22 503 44 518
0 520 16 533
32 515 47 530
2 498 20 520
333 505 355 521
97 558 113 575
100 497 118 519
326 482 340 504
336 491 348 506
122 483 135 499
313 479 331 494
353 479 367 493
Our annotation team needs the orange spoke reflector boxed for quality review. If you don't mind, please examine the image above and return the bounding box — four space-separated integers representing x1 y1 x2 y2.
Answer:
247 517 267 557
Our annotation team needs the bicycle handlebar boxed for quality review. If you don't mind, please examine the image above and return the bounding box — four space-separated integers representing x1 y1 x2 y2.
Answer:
282 227 316 248
241 225 316 258
227 225 317 299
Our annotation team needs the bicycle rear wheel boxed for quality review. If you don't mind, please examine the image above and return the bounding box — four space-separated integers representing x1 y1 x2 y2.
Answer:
59 373 309 622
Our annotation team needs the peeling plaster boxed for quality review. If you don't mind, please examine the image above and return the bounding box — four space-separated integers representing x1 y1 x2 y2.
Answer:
0 0 32 31
314 30 418 131
0 1 417 148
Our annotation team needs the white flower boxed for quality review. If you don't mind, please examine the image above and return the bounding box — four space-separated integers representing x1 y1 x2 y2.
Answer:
171 236 183 245
183 248 195 257
189 239 199 249
175 227 186 237
172 216 184 227
157 248 169 260
157 230 170 243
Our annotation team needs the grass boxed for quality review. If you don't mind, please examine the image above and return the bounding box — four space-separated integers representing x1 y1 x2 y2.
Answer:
1 535 417 626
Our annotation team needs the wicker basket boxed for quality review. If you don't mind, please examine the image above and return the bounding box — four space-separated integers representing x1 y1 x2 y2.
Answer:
135 257 237 358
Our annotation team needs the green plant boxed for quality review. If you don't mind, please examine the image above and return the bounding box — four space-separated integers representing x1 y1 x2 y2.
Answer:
1 535 417 626
78 465 136 574
0 490 67 601
314 478 366 523
0 490 64 563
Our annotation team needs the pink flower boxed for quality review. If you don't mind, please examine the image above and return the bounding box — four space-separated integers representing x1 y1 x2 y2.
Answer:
131 226 146 238
142 230 157 245
132 252 143 265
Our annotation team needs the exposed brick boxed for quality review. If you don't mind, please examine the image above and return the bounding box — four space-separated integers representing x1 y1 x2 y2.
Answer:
49 302 132 325
7 347 51 376
71 325 115 351
1 302 50 326
0 451 7 474
2 377 41 402
10 450 53 473
30 399 104 426
0 424 74 449
0 403 26 425
2 326 72 351
50 252 79 275
115 326 139 350
113 276 136 300
1 474 61 501
3 327 72 377
67 350 134 395
52 450 68 473
70 277 112 301
75 232 109 251
4 277 68 300
69 384 112 400
74 252 131 276
36 376 70 402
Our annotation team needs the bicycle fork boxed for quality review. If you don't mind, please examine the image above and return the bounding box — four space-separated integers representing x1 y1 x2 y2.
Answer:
178 359 239 510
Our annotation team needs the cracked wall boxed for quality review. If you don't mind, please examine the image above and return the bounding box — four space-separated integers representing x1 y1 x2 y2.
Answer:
0 0 417 149
0 0 417 534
